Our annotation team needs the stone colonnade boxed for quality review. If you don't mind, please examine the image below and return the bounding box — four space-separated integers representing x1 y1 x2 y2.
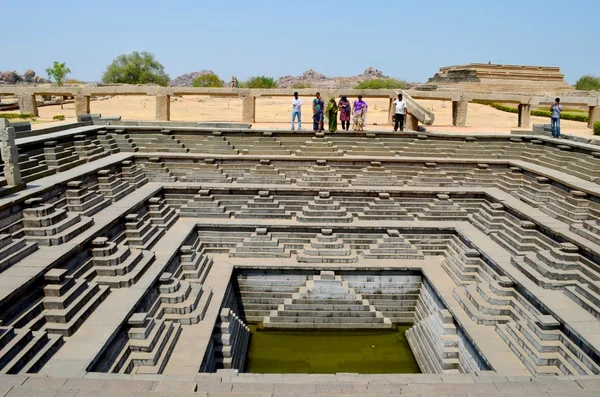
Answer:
12 89 600 130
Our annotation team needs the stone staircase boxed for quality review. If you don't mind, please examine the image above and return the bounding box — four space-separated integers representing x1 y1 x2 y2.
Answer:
65 180 111 217
96 169 135 203
0 327 63 374
16 153 54 183
120 160 148 188
108 312 181 374
123 214 165 250
496 317 600 376
296 192 353 223
108 130 138 152
236 272 309 322
179 189 232 218
263 271 392 329
147 273 213 325
297 230 358 263
42 141 85 172
0 234 38 273
139 157 177 182
9 269 109 337
21 198 93 246
208 308 250 371
362 230 424 259
129 131 189 153
296 162 348 188
229 228 290 258
234 191 292 220
235 159 292 184
72 134 109 162
95 130 120 154
87 237 155 288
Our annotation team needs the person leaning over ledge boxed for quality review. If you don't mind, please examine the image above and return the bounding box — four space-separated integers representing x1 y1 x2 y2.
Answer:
550 97 563 138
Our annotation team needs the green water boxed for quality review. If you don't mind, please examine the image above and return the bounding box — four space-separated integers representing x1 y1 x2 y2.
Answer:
247 325 421 374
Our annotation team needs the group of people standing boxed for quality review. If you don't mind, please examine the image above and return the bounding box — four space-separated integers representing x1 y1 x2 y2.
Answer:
291 92 407 133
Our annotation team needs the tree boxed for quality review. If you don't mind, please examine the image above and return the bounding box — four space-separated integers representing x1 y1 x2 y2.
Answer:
192 73 224 87
46 61 71 109
102 51 170 86
575 75 600 91
241 76 278 88
45 61 71 87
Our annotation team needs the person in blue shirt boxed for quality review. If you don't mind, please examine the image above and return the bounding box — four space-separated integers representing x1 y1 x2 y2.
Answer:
550 98 563 138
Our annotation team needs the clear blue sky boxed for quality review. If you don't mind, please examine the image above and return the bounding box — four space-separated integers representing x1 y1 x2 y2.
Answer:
2 0 598 84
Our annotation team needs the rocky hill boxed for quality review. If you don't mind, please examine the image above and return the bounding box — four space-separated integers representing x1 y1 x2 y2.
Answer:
0 70 51 84
169 70 225 87
277 67 390 89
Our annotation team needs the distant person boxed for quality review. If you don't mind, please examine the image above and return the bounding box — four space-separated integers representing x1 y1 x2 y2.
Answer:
291 92 302 130
312 92 324 131
352 95 368 132
550 97 563 138
338 96 351 131
393 94 407 132
326 97 338 132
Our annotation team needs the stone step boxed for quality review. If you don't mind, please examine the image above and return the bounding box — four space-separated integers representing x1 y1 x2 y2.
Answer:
0 238 38 273
44 284 110 336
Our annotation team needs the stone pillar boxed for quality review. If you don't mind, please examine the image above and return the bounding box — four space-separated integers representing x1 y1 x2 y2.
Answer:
388 98 395 124
0 119 23 186
588 106 600 129
74 95 91 116
242 95 256 123
155 94 171 121
518 104 531 128
407 113 419 131
17 94 39 117
452 100 468 127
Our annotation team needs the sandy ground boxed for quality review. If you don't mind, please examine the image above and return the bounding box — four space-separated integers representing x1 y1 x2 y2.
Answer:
2 96 594 137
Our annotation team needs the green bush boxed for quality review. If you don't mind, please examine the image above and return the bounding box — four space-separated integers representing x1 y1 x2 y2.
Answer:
102 51 170 86
476 102 589 122
291 82 313 89
192 73 223 88
0 113 36 119
53 115 65 121
241 76 278 89
575 75 600 91
487 103 519 114
353 78 406 90
594 121 600 136
531 109 588 122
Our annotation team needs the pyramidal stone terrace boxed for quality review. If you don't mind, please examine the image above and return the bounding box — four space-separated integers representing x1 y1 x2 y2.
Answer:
0 118 599 396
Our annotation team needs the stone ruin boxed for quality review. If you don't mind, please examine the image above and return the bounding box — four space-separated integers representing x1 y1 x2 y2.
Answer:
425 63 573 94
0 119 598 395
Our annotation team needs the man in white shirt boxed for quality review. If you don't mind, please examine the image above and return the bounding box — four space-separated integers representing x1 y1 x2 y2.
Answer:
393 94 408 131
291 92 302 130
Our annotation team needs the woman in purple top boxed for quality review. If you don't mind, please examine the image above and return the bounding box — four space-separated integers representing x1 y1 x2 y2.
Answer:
352 95 368 132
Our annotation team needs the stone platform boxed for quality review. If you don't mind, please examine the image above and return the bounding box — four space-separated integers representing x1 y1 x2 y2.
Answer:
0 122 599 393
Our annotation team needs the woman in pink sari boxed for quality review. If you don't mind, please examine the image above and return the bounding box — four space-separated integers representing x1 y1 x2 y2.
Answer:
352 95 368 132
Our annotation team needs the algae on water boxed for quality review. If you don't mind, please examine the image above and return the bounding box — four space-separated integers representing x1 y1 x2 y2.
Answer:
247 325 420 374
